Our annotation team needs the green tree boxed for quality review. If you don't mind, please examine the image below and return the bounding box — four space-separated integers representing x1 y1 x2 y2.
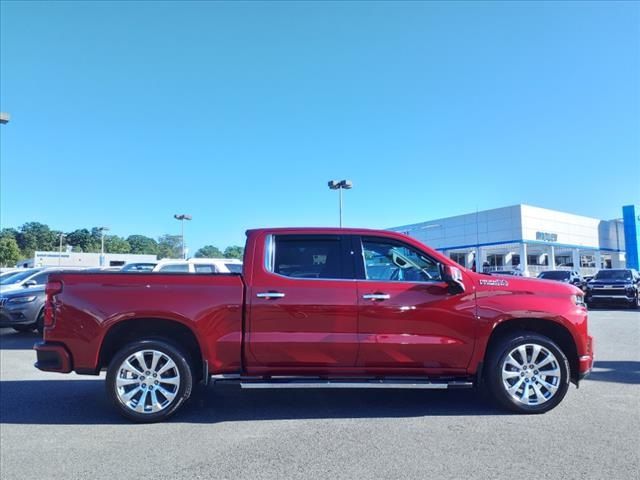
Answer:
16 222 59 257
0 236 21 267
223 245 244 259
0 228 19 241
127 235 158 255
66 229 100 253
157 235 182 259
104 235 131 254
195 245 223 258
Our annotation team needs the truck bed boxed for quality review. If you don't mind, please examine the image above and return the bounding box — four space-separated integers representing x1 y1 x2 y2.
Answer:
44 272 245 374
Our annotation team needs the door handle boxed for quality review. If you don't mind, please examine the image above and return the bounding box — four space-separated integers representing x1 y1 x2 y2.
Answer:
362 293 391 301
256 292 286 299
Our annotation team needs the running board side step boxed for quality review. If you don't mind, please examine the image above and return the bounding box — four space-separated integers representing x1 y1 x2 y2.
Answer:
237 379 474 390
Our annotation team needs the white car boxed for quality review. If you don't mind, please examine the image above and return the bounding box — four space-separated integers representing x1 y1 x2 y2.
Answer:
0 267 91 293
152 258 242 274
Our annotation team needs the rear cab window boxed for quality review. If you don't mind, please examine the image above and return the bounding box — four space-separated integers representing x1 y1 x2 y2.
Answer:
159 264 190 273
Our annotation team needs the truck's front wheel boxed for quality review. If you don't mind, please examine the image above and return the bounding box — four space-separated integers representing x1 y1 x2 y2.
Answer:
106 339 193 423
486 332 570 414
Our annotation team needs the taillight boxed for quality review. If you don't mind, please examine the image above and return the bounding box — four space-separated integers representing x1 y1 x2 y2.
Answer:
44 280 63 328
45 280 63 296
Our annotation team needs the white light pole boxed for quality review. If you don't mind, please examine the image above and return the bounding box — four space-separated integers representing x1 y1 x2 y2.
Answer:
58 233 66 266
328 180 353 227
174 214 192 259
98 227 110 266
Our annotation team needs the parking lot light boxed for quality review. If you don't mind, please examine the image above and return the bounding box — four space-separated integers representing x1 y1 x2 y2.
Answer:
58 233 66 266
0 112 10 124
174 214 192 259
327 180 353 227
98 227 110 266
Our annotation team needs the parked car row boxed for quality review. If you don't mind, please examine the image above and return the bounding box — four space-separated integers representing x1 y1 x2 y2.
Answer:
0 258 244 334
534 269 639 309
488 268 639 309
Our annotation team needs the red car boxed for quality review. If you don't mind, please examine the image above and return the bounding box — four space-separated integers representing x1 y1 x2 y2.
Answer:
35 228 594 422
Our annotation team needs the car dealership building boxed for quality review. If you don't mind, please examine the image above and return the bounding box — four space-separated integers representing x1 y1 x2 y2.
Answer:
390 204 639 277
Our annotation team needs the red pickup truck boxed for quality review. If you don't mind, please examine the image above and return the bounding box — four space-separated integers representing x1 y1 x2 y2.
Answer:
35 228 594 422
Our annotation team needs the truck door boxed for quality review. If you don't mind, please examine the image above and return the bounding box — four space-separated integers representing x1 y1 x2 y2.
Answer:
246 233 358 372
355 235 476 375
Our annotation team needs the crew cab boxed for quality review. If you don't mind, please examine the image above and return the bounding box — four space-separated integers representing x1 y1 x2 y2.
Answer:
585 269 640 309
35 228 594 422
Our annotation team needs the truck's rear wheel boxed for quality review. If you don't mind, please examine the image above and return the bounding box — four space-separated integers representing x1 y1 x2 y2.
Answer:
106 339 193 423
486 332 570 414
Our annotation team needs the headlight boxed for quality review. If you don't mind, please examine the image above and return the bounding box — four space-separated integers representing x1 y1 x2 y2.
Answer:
571 294 586 307
7 296 37 304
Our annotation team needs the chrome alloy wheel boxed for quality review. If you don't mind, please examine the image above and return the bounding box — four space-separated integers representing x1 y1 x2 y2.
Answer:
501 343 561 406
115 349 181 414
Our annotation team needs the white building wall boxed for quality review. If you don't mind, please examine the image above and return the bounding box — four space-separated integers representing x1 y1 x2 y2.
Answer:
520 205 601 248
389 204 626 276
392 205 522 250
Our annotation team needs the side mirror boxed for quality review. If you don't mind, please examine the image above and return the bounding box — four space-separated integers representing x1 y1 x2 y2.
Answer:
23 280 37 287
440 264 465 294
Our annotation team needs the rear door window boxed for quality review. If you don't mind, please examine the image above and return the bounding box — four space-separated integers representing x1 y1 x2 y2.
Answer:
194 264 218 273
271 235 353 280
159 264 190 273
225 263 243 274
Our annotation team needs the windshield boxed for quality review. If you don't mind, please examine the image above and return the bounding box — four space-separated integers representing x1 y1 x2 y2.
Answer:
538 271 570 280
594 270 632 281
225 263 243 274
0 269 39 285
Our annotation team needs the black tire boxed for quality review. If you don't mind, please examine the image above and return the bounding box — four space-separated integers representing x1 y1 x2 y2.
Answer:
106 339 193 423
12 324 35 333
35 310 45 334
485 332 570 414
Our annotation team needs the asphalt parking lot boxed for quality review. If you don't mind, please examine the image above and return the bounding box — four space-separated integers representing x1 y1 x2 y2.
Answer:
0 310 638 480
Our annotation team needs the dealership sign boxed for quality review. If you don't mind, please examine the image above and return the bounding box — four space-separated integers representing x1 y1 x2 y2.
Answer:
536 231 558 242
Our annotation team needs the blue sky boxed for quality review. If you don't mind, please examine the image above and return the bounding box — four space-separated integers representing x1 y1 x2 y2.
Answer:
1 1 639 252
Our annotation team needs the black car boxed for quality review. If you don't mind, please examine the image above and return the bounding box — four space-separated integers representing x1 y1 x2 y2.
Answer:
537 270 585 291
0 285 46 333
585 269 640 309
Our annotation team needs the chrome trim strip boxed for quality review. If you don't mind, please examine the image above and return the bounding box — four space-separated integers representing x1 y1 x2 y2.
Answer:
240 382 453 389
264 234 275 272
590 295 632 299
256 292 285 299
362 293 391 300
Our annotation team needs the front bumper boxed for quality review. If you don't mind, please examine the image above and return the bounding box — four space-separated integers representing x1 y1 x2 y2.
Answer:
0 299 42 327
578 335 594 381
586 294 636 307
34 341 72 373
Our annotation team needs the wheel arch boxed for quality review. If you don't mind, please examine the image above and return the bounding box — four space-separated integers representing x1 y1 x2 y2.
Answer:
98 318 205 381
483 318 579 384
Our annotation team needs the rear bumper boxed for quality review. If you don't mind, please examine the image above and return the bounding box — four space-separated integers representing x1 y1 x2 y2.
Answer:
34 341 72 373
